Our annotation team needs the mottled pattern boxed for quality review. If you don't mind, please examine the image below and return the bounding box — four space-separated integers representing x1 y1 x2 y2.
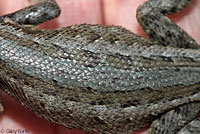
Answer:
177 119 200 134
0 0 200 134
150 103 200 134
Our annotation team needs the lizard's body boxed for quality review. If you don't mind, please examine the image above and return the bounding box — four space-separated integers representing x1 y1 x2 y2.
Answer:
0 0 200 134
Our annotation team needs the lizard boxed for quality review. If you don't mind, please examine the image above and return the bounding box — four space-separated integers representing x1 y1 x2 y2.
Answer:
0 0 200 133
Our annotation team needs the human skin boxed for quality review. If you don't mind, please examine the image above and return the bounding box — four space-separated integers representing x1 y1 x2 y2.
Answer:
0 0 199 134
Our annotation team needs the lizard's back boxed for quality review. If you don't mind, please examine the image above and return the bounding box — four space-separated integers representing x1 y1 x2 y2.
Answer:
0 22 200 133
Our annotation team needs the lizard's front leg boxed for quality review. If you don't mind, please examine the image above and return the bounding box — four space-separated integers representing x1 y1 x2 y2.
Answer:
0 0 60 25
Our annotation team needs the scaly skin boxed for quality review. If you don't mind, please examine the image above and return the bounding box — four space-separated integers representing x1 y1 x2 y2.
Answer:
0 0 200 134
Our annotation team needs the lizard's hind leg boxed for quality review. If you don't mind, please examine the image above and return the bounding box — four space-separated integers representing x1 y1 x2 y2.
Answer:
137 0 199 49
